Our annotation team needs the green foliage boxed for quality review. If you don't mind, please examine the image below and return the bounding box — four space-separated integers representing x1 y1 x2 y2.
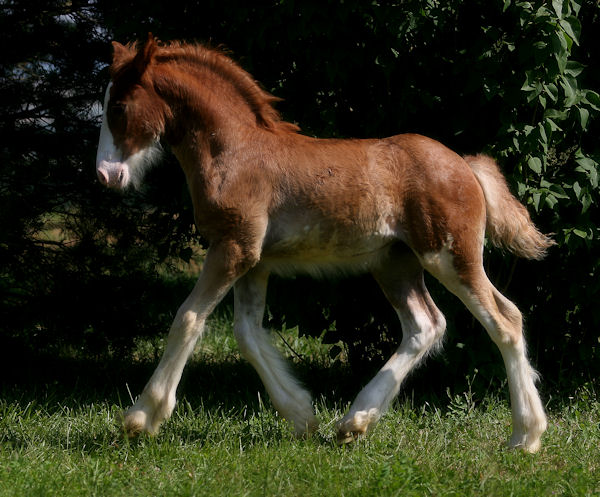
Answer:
493 0 599 248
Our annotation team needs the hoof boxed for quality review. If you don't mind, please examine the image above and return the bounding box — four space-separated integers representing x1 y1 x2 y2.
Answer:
297 416 319 438
120 408 157 438
290 411 319 438
508 434 542 454
336 427 366 445
279 396 319 438
336 409 378 445
508 417 546 454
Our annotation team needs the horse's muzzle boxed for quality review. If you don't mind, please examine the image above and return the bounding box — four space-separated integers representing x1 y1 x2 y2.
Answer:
96 160 129 189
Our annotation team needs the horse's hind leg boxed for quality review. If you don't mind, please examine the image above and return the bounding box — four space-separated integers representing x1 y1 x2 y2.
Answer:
337 246 447 443
419 246 547 453
233 267 318 436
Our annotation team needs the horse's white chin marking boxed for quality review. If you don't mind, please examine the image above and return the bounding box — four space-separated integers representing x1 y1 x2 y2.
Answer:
95 82 161 190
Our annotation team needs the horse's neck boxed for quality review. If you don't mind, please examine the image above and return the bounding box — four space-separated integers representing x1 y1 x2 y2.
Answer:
151 65 289 211
165 93 266 193
154 66 257 140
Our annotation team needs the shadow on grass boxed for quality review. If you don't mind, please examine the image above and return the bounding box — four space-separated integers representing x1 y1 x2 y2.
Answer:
1 334 596 422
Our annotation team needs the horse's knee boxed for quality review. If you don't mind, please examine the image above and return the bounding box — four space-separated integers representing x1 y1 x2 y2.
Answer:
169 308 204 344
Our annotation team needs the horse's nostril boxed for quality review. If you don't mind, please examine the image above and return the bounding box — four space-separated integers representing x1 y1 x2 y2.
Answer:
97 168 109 185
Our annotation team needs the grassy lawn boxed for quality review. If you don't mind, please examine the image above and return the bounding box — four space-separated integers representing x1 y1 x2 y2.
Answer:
1 319 599 497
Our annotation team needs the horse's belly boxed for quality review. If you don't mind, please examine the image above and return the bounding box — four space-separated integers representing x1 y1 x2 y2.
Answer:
260 221 396 277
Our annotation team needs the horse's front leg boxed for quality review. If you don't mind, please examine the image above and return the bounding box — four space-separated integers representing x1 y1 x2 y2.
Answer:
122 241 253 436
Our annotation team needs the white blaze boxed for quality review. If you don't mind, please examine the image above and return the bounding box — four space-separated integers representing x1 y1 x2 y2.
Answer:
96 83 119 163
95 82 161 189
96 82 125 187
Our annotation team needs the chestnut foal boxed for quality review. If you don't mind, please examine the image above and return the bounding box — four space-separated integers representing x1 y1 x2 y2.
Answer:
96 35 553 452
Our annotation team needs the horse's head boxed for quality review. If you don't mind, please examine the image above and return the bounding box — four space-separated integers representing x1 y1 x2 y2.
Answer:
96 34 168 189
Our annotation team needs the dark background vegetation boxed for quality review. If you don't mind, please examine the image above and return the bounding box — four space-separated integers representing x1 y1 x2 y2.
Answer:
1 0 599 401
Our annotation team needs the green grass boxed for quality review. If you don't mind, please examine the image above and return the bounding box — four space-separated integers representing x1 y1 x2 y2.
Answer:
1 319 599 496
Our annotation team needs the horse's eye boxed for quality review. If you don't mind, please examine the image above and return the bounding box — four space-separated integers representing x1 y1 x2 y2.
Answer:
109 102 126 117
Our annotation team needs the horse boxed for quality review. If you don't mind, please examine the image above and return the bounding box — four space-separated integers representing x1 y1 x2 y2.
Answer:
96 34 554 452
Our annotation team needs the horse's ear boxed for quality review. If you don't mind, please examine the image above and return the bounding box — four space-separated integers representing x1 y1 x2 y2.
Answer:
132 33 158 76
111 41 130 64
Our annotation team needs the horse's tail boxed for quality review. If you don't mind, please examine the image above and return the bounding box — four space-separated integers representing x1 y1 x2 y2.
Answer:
464 154 555 260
